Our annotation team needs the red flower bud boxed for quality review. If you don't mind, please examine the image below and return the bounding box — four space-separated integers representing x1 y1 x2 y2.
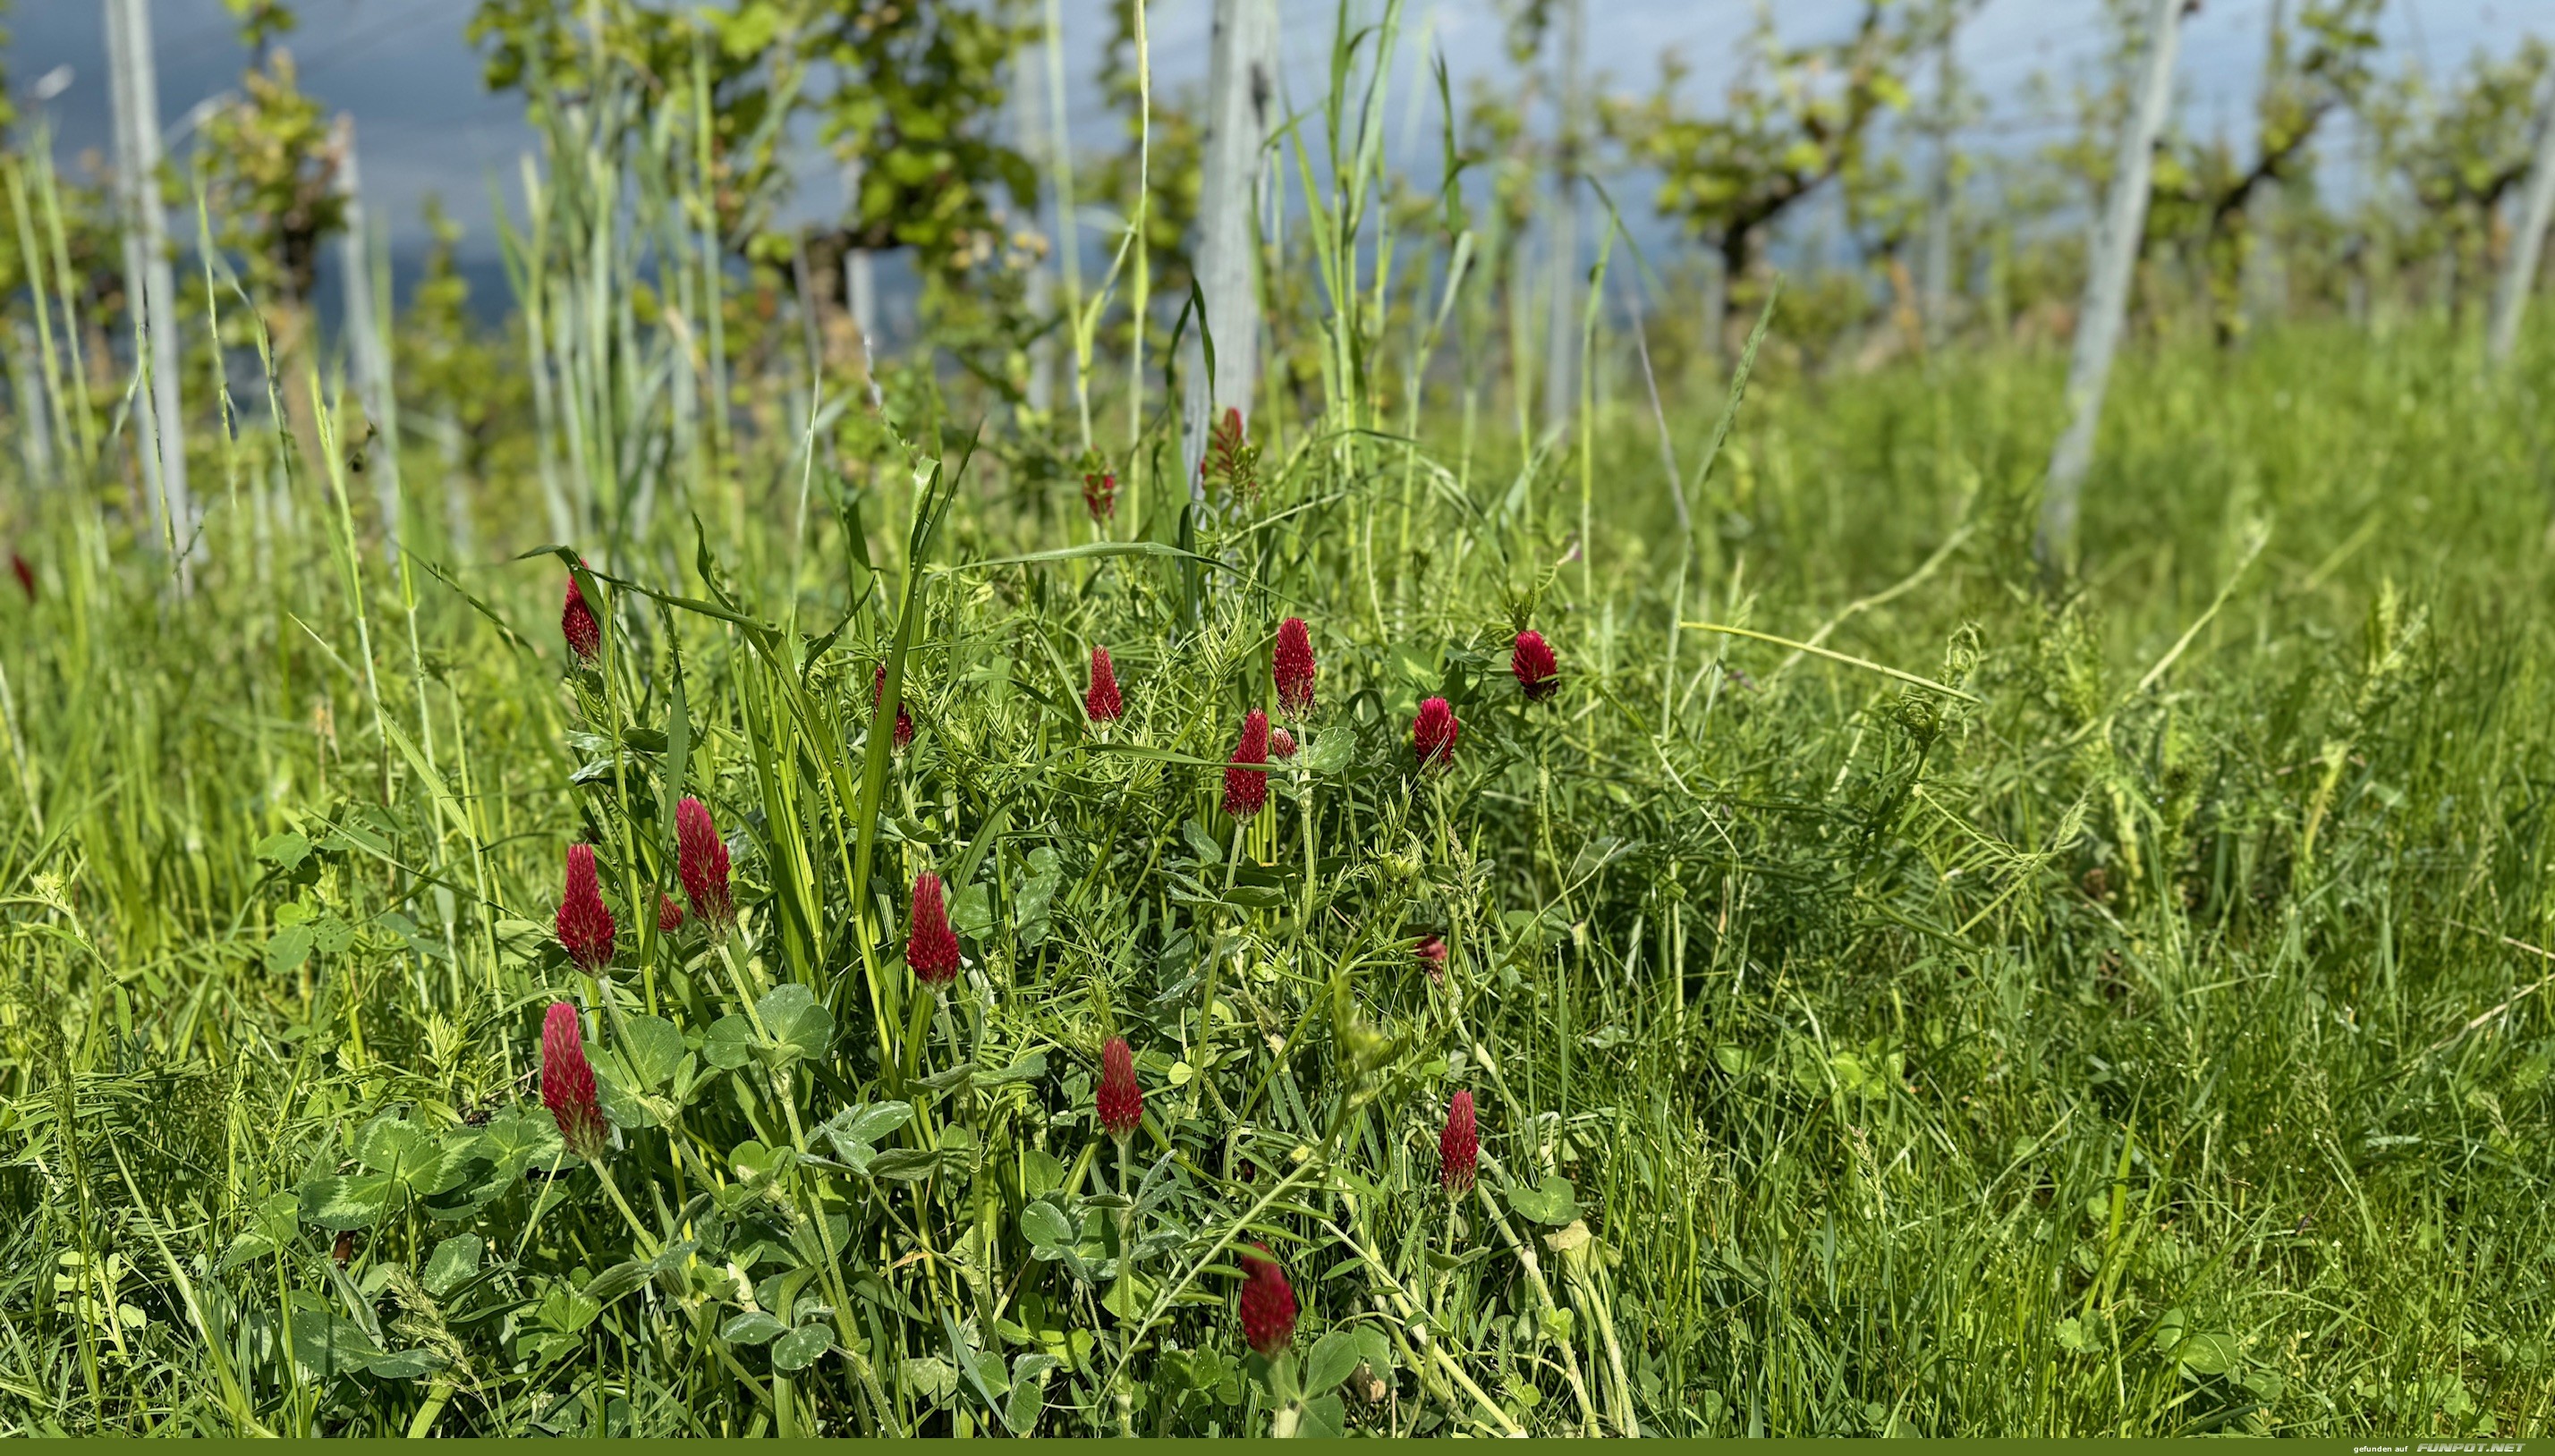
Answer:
657 893 683 933
1274 617 1317 718
907 871 961 986
1416 935 1447 983
1237 1242 1298 1358
1086 646 1124 724
1511 630 1558 702
1206 408 1259 496
540 1002 607 1159
1269 726 1296 759
10 554 33 603
1098 1036 1143 1138
1439 1089 1479 1191
675 796 734 929
1082 470 1118 521
1223 708 1270 819
1413 697 1459 770
562 568 601 664
872 665 915 751
555 843 616 971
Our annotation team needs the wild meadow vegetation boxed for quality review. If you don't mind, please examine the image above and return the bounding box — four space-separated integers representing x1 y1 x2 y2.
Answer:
4 0 2555 1438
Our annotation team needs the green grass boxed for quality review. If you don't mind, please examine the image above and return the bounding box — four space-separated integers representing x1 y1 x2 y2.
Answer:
2 304 2553 1437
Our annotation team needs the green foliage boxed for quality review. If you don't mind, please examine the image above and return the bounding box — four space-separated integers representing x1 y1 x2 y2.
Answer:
6 291 2555 1435
805 0 1036 280
1609 1 1926 311
4 0 2555 1441
194 45 345 303
2358 36 2555 316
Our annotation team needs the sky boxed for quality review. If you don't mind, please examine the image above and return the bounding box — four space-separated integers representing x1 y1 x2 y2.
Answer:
6 0 2525 274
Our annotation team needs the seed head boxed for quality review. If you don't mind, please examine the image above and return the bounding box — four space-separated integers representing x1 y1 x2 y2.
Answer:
1086 646 1124 724
871 665 915 751
657 893 683 933
1237 1243 1298 1357
1223 708 1270 818
555 843 616 971
1274 617 1317 718
675 796 734 929
1439 1089 1479 1191
1413 697 1460 770
561 569 602 664
1098 1036 1143 1139
907 871 961 986
1511 630 1558 702
540 1002 607 1160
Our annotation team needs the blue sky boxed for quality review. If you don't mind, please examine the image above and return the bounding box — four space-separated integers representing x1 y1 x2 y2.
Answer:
8 0 2523 266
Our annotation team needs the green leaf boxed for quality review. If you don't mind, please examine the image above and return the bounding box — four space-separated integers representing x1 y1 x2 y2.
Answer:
1014 846 1062 945
265 924 315 974
702 1013 755 1071
755 984 836 1064
1304 1330 1362 1393
353 1115 428 1173
596 1013 692 1129
254 832 310 870
1100 1270 1154 1318
1183 819 1227 862
1003 1352 1058 1433
866 1147 942 1181
975 1051 1048 1088
771 1322 835 1372
906 1353 960 1403
2174 1332 2241 1376
917 1061 979 1096
605 1014 687 1089
363 1347 448 1381
422 1235 482 1298
1506 1174 1581 1226
475 1107 565 1181
216 1227 279 1274
950 881 995 938
819 1101 913 1156
286 1306 385 1377
1019 1200 1074 1250
1300 729 1354 775
299 1174 394 1231
1294 1393 1347 1438
721 1311 787 1346
1020 1148 1065 1198
583 1260 652 1307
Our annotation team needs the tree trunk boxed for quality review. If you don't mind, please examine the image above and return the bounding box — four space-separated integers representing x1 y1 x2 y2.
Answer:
1920 30 1957 352
1181 0 1276 498
2033 0 2186 578
336 115 403 563
841 160 882 407
1541 0 1586 435
2240 177 2285 337
1700 247 1728 375
1012 47 1055 416
2486 72 2555 368
105 0 192 577
11 325 50 481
